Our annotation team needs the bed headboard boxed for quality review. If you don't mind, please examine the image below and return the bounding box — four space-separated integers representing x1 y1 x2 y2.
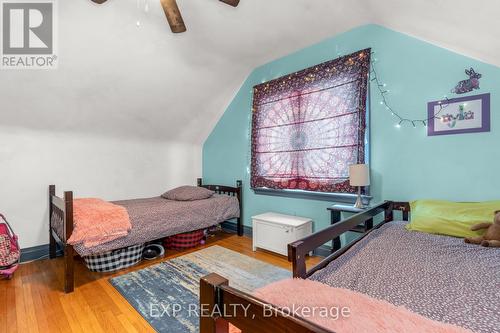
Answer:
392 201 411 221
197 178 243 236
197 178 241 195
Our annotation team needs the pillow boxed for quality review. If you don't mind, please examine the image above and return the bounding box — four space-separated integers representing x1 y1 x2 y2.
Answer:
406 199 500 238
161 186 214 201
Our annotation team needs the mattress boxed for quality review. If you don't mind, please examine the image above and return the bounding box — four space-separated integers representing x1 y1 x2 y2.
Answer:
309 221 500 333
73 194 240 256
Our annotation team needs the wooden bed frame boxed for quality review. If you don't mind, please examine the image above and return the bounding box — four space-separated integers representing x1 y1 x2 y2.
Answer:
48 178 243 293
199 201 411 332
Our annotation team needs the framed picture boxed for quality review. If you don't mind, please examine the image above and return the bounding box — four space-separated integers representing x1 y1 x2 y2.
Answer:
428 93 490 136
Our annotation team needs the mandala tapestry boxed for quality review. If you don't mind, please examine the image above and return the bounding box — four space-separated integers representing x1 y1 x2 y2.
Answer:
251 48 371 193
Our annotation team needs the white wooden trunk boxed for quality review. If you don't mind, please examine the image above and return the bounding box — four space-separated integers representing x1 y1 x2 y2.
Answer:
252 212 313 256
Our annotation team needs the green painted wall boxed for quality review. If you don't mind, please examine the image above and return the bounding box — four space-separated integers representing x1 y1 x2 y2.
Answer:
203 24 499 232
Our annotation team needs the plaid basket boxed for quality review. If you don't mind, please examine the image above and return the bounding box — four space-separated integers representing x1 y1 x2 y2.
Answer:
164 229 206 250
83 243 144 272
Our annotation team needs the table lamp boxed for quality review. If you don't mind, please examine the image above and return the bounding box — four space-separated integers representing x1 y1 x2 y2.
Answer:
349 164 370 209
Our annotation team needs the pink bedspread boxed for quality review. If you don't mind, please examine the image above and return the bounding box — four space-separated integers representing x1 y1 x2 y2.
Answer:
68 198 131 248
248 279 473 333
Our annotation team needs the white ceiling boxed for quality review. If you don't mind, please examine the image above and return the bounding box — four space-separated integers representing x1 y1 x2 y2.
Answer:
2 0 499 144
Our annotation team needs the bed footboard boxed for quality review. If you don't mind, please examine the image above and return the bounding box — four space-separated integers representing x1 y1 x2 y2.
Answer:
199 273 330 333
48 185 75 293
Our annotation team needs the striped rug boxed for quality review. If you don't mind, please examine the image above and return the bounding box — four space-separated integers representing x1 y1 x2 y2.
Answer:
110 245 291 332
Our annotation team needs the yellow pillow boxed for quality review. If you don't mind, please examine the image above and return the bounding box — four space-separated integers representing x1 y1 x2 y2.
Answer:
405 200 500 238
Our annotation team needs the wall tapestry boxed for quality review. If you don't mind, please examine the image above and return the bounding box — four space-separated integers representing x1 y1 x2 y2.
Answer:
250 49 371 193
452 68 482 94
428 93 490 136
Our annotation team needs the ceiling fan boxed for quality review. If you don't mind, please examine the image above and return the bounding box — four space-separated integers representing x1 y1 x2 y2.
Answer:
90 0 240 33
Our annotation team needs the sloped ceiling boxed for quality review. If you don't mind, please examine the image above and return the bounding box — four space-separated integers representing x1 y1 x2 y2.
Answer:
2 0 499 144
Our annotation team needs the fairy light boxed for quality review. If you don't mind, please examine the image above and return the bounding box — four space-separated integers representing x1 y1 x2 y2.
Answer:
136 0 149 27
136 0 141 27
251 48 452 136
369 51 451 128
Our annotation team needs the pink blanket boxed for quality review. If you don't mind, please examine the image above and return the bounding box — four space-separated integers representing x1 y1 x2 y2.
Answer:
244 279 473 333
68 198 131 248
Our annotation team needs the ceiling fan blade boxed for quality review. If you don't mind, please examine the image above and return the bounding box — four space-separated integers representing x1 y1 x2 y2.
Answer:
160 0 187 33
219 0 240 7
90 0 108 4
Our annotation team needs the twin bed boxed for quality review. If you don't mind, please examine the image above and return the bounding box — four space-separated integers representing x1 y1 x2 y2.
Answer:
49 178 242 293
200 201 499 333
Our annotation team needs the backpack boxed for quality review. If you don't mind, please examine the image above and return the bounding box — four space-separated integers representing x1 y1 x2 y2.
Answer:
0 213 20 278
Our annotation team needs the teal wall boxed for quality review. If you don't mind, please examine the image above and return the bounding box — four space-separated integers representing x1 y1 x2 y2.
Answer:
203 24 500 232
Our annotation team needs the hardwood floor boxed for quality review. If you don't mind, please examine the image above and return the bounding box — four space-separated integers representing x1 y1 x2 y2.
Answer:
0 232 321 333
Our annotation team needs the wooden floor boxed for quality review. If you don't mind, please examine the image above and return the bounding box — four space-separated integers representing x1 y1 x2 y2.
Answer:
0 232 321 333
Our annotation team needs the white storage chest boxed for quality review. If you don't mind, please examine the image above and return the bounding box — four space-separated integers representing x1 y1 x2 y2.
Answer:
252 212 313 256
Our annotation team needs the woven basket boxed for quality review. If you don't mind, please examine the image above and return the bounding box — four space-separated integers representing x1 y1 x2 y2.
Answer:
164 229 206 250
83 243 145 272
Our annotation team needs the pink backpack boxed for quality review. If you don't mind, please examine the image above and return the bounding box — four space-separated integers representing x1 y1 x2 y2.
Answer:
0 213 19 279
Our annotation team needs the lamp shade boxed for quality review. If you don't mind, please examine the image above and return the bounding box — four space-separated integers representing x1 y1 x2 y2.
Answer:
349 164 370 186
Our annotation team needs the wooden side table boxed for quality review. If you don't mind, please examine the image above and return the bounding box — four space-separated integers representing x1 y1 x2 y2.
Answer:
327 204 373 252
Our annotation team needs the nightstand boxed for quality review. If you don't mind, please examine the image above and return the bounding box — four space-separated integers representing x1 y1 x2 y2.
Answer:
327 204 373 252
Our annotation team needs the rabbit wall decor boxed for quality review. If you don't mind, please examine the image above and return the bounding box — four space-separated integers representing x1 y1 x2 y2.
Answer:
452 68 482 94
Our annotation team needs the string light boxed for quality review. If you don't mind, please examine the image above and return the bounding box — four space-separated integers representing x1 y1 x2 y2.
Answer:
369 51 451 128
136 0 141 27
136 0 149 27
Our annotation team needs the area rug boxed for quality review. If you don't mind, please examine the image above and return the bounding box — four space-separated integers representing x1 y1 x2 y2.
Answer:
110 245 291 332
